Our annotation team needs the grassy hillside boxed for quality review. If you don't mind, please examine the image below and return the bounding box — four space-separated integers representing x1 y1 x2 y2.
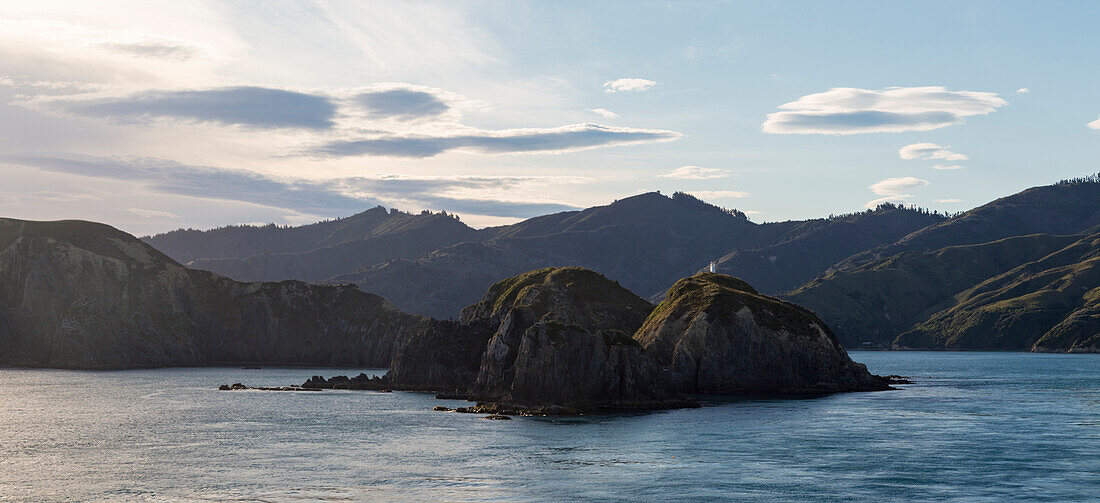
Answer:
897 233 1100 352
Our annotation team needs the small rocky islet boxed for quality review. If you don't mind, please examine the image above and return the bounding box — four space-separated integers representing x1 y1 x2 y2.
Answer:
278 267 894 415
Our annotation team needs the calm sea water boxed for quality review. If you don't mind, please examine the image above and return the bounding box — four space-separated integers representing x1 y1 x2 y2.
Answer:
1 352 1096 502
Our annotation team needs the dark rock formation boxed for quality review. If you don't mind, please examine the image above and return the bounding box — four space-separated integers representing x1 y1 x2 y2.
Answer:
635 273 888 393
461 268 686 410
0 218 427 369
370 267 887 413
301 373 390 390
385 319 493 392
384 267 684 411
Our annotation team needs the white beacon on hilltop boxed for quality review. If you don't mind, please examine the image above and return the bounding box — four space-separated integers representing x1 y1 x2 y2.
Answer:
709 261 717 273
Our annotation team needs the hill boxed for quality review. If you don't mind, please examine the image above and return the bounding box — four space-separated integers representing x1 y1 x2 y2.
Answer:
833 180 1100 271
896 232 1100 352
712 204 945 294
786 177 1100 351
0 218 426 369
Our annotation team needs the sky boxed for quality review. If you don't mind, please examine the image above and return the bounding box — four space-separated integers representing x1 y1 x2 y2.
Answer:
1 0 1098 235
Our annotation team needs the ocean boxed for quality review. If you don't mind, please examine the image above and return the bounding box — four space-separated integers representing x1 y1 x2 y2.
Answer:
1 352 1096 502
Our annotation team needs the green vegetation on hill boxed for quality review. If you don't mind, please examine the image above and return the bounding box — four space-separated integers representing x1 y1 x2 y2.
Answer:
897 233 1100 352
787 233 1083 347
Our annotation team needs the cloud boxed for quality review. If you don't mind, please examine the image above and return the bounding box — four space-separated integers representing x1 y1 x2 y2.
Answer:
763 86 1007 134
865 196 911 208
865 176 928 208
24 191 102 202
588 108 618 119
869 176 929 196
658 166 728 179
99 41 198 61
355 87 451 120
690 190 749 199
603 78 656 93
932 164 964 170
935 198 963 203
129 208 178 218
309 123 681 158
51 86 337 129
1088 117 1100 130
1 154 581 218
1016 88 1031 94
898 142 968 161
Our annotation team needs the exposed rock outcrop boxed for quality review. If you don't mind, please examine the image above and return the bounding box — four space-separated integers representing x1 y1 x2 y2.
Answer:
635 273 888 393
386 267 682 410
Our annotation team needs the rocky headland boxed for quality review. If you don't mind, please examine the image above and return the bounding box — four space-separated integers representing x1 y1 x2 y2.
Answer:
0 218 427 369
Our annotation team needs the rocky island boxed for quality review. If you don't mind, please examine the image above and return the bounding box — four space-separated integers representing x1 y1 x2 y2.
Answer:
306 267 892 413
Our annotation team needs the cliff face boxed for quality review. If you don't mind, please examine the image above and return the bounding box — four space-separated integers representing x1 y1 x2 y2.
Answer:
386 267 672 409
462 268 670 409
635 273 887 394
0 218 427 369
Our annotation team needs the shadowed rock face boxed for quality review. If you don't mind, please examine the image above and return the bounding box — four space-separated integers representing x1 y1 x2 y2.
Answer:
385 319 493 392
0 218 427 369
635 273 888 394
463 268 672 409
387 267 676 409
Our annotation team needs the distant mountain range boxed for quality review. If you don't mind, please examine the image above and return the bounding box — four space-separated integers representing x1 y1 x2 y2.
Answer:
140 177 1100 352
144 192 944 318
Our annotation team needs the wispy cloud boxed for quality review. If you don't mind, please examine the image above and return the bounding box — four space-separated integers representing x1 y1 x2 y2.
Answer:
899 142 968 161
0 154 581 218
865 176 929 208
658 166 728 179
50 86 337 129
603 78 656 93
932 164 963 170
935 198 963 203
763 86 1007 134
1088 117 1100 130
129 208 179 218
1015 88 1031 94
588 108 618 119
99 41 199 61
309 123 681 158
690 190 749 199
870 176 929 196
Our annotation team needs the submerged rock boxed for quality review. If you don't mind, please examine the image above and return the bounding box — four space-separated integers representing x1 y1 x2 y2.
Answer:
635 273 889 394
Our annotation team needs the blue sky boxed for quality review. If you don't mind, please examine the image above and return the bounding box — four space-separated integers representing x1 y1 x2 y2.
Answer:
1 1 1097 234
